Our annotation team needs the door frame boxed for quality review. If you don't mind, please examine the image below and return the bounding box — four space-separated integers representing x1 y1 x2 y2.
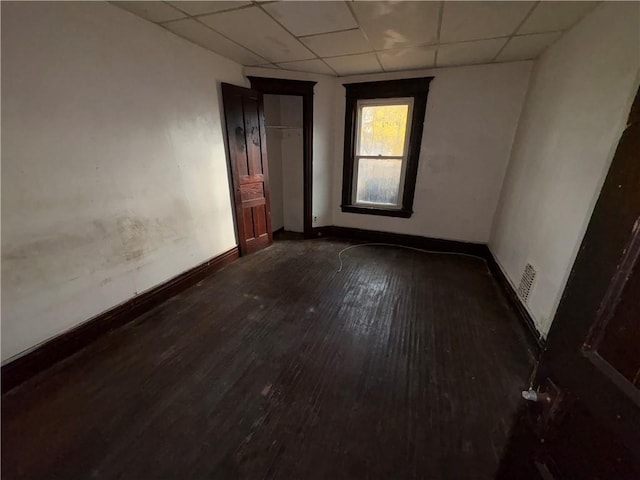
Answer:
248 76 316 238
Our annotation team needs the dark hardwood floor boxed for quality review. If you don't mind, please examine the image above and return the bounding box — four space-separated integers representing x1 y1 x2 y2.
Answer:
2 238 533 479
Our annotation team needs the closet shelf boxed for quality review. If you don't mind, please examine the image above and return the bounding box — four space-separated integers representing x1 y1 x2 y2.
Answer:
265 125 302 130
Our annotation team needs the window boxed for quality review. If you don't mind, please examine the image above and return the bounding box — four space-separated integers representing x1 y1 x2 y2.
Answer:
354 98 413 207
341 77 432 218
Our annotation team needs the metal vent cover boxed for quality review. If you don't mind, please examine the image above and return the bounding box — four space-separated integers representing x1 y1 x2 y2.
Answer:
517 263 537 304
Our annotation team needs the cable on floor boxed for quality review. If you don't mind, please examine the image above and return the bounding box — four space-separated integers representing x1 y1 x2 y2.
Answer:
336 243 486 273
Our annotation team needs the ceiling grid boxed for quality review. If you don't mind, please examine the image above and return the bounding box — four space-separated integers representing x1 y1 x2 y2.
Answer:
112 0 601 77
491 1 540 62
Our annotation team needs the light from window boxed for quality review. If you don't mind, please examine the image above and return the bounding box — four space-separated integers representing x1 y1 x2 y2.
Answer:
353 99 413 207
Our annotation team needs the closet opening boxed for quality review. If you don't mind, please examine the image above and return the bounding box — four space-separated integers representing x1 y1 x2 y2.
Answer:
263 94 304 236
248 76 316 238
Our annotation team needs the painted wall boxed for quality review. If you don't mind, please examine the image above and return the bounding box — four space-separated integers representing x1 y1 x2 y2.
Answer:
263 95 304 232
263 95 285 231
244 67 337 228
331 62 532 243
1 2 247 361
489 2 640 337
279 96 304 233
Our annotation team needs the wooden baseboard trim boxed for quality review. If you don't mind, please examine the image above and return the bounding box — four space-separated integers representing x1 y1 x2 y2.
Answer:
485 250 546 352
310 226 334 238
1 246 239 394
312 225 489 258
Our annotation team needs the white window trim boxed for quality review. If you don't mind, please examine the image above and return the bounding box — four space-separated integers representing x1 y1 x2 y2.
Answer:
352 97 415 209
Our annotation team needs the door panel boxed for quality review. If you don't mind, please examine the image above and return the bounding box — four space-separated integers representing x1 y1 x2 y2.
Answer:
243 208 255 240
243 97 263 177
535 401 640 479
222 83 272 255
592 235 640 386
497 87 640 478
253 205 268 237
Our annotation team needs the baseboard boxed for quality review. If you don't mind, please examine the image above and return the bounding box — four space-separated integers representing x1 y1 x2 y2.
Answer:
1 246 239 394
485 250 546 352
310 225 334 238
312 225 490 258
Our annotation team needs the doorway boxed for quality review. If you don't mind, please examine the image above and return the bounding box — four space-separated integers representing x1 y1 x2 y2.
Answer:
263 94 304 235
496 86 640 478
248 77 316 238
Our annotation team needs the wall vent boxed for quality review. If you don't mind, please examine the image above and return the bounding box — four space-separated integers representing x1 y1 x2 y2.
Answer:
517 263 537 304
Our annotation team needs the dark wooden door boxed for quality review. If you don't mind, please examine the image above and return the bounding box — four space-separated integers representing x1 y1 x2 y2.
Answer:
497 88 640 478
221 83 272 255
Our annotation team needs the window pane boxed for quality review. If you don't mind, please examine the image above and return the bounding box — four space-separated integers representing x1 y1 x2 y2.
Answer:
358 104 409 156
355 158 402 205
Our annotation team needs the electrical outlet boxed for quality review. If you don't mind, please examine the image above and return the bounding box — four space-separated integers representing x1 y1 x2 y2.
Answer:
313 216 318 223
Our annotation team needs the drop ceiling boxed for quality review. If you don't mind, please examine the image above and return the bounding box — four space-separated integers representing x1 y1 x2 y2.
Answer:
112 1 599 76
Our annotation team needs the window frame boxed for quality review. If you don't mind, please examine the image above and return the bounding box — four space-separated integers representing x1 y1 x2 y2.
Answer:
341 77 433 218
352 97 414 209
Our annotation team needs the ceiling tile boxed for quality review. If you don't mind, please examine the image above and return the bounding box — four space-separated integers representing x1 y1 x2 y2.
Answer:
163 19 267 65
253 64 281 70
518 2 599 35
378 45 436 72
351 1 439 50
324 53 381 76
168 1 250 16
301 29 372 57
440 1 535 43
437 38 507 67
112 1 186 23
199 7 314 63
496 32 562 62
263 2 357 37
277 59 336 76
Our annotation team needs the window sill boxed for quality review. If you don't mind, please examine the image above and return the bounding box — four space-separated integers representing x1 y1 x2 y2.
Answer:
341 205 413 218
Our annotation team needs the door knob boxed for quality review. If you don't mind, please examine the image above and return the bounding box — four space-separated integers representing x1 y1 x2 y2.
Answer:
522 389 553 404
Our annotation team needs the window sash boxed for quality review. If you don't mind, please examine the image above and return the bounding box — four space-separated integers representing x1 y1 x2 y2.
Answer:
352 157 405 207
352 98 414 208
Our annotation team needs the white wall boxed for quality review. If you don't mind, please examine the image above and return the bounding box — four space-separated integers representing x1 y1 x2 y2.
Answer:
244 67 338 228
263 94 304 232
490 2 640 337
331 62 532 243
263 95 285 231
279 96 304 233
1 2 247 361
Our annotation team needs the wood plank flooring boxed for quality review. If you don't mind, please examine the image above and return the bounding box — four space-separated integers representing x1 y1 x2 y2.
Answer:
2 238 534 479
